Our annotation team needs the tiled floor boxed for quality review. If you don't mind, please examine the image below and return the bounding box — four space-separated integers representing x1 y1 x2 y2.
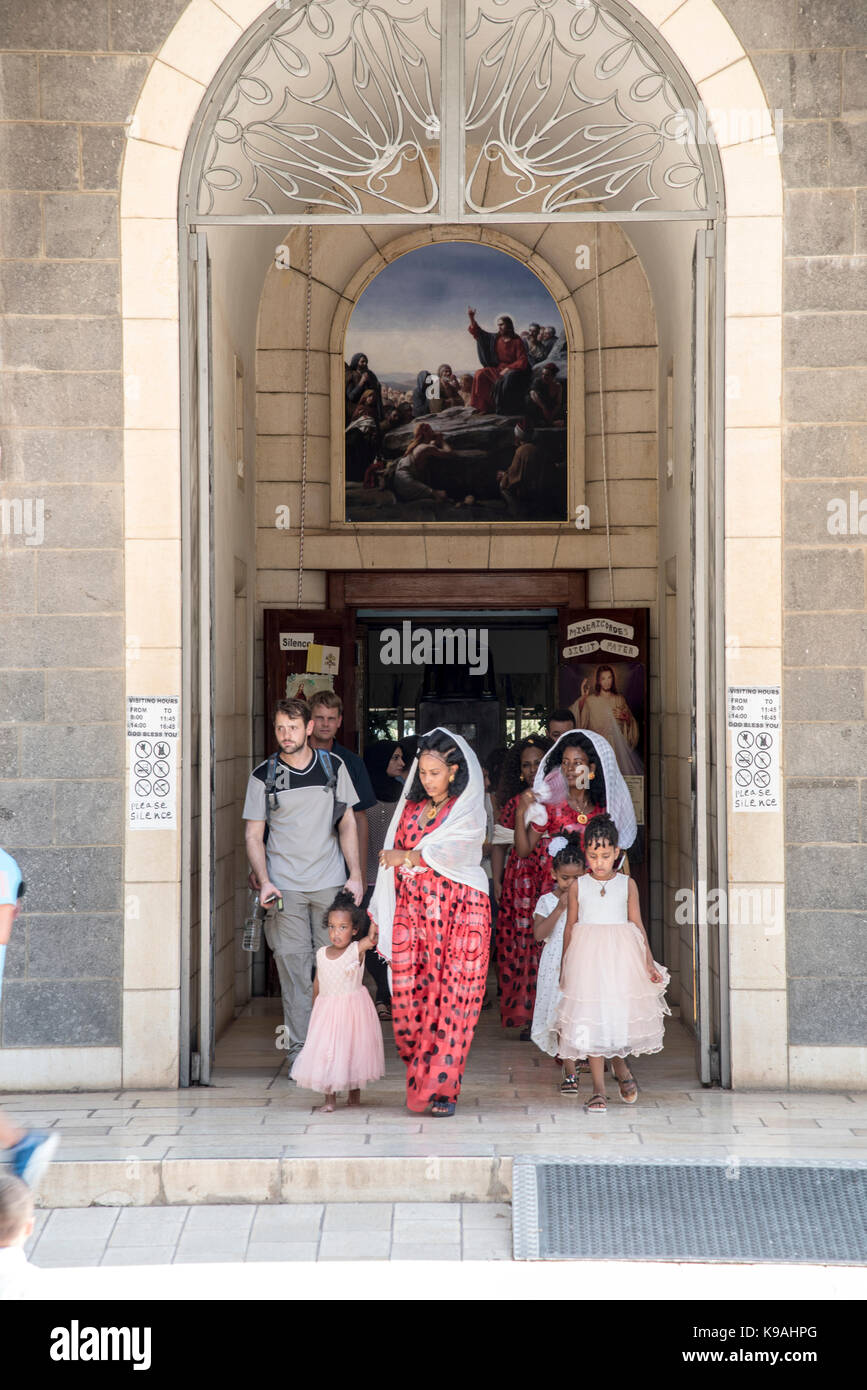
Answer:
3 1002 867 1165
24 1201 512 1264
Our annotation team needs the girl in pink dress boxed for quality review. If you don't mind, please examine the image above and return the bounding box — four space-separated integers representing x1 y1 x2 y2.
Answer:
556 814 669 1114
290 890 385 1112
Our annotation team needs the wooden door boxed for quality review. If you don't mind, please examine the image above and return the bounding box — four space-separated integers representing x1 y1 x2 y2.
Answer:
263 609 358 748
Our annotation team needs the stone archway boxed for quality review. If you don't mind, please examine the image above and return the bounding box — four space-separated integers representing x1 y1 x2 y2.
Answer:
119 0 784 1089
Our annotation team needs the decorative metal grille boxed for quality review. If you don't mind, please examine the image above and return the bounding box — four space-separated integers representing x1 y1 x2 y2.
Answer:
464 0 707 215
194 0 715 221
199 0 442 217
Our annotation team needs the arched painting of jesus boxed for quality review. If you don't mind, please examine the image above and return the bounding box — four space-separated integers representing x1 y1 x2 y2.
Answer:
344 242 569 523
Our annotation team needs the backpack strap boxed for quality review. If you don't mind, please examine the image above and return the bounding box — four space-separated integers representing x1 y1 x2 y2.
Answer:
316 747 337 791
264 751 280 826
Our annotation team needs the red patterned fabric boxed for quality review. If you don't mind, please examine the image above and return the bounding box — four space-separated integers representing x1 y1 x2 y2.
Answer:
496 797 608 1030
387 798 491 1111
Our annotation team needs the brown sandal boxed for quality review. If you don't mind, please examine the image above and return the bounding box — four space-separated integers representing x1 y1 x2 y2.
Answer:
583 1092 607 1114
614 1067 638 1104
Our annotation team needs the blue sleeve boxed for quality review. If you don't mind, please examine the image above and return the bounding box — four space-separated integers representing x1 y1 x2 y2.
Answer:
0 851 22 906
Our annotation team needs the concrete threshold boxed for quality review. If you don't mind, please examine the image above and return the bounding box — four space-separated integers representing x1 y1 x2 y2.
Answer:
37 1155 513 1208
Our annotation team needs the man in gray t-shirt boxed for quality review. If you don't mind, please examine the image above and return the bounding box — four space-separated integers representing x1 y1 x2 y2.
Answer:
243 699 363 1068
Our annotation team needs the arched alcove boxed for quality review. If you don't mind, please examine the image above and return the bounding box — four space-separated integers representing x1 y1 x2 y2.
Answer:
117 0 784 1092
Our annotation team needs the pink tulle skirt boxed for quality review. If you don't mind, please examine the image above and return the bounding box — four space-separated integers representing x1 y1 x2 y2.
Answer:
557 920 670 1059
290 987 385 1094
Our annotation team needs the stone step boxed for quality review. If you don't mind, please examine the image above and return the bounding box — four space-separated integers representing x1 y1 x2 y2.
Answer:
34 1155 513 1209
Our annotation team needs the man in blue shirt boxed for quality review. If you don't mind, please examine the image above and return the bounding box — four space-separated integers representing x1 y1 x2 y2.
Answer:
0 849 59 1188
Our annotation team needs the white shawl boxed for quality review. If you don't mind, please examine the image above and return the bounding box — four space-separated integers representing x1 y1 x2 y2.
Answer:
525 729 637 850
367 728 487 965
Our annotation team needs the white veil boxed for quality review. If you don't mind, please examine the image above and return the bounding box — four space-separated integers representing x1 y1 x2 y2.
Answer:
526 729 637 849
367 727 487 965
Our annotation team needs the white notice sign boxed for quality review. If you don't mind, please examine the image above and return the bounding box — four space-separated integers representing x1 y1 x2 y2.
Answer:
727 686 781 813
127 695 179 829
279 632 314 651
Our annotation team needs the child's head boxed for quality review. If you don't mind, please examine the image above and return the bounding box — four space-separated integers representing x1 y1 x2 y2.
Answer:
0 1175 34 1249
325 889 369 947
584 814 621 876
548 832 585 887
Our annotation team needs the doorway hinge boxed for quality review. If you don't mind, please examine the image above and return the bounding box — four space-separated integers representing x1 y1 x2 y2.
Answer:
708 1043 721 1084
704 227 716 257
190 1051 201 1082
189 232 200 262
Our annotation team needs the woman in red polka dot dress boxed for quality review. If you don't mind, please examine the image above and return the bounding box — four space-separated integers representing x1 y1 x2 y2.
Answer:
368 729 491 1117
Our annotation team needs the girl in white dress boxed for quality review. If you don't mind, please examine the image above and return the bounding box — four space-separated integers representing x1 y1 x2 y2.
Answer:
530 832 585 1092
557 814 669 1113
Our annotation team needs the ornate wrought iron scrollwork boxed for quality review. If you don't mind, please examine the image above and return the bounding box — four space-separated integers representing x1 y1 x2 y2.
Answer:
199 0 442 217
464 0 708 215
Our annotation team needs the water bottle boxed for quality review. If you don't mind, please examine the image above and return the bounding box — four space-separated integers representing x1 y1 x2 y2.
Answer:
242 893 267 952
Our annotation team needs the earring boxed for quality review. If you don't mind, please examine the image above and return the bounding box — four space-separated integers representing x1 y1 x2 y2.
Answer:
449 773 455 783
588 770 595 779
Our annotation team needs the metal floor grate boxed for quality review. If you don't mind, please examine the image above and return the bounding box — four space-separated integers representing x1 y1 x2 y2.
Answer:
512 1157 867 1263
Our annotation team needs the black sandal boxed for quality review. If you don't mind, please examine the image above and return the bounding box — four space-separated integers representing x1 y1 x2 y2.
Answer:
431 1098 456 1117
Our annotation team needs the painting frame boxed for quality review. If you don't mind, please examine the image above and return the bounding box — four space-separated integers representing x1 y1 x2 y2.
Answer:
329 233 585 529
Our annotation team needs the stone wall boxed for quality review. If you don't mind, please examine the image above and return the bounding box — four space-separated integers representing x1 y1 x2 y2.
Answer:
713 0 867 1079
0 2 190 1078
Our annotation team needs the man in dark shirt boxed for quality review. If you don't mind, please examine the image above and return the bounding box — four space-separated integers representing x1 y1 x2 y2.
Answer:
308 691 377 880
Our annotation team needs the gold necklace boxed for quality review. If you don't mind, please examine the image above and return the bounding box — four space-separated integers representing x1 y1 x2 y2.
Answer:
569 789 591 825
425 794 449 823
598 873 616 898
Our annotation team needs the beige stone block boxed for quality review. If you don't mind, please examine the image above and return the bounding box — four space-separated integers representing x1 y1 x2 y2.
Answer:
39 1161 162 1208
162 1159 281 1204
698 61 776 148
729 988 788 1088
429 225 483 244
129 60 205 151
586 347 657 393
256 391 329 437
536 222 635 294
120 139 184 221
255 528 301 569
574 259 657 349
123 319 180 431
553 528 656 568
257 269 339 350
587 567 657 603
124 883 181 989
632 0 685 24
726 884 785 989
256 480 329 531
725 317 781 428
725 219 783 317
273 224 381 296
122 988 180 1088
524 251 571 305
124 838 180 893
487 533 558 568
158 0 242 86
256 434 329 484
719 138 783 217
354 534 432 569
0 1048 122 1091
585 390 656 435
124 430 181 539
256 568 326 605
423 533 496 569
661 0 744 83
586 432 657 480
126 538 181 648
585 478 657 526
725 538 781 647
788 1046 867 1091
255 349 329 395
121 219 178 319
280 1156 510 1204
340 251 390 307
124 645 181 694
724 645 782 687
724 428 781 538
377 228 434 263
215 0 272 25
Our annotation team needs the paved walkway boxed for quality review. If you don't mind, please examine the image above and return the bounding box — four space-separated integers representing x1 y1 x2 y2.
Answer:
3 1004 867 1168
24 1201 511 1265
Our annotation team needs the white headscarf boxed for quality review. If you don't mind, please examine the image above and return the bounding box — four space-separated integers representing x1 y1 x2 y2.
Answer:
526 729 637 850
367 728 488 965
